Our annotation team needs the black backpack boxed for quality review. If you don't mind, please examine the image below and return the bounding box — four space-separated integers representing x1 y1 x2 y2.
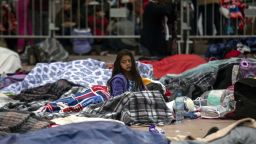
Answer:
233 78 256 119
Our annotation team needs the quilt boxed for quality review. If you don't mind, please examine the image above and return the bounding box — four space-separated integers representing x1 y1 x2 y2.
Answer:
0 59 153 95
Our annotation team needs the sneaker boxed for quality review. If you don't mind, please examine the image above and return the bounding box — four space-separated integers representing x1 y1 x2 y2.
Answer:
100 51 109 56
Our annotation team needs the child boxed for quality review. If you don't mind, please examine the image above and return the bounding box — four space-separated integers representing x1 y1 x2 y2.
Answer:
88 5 109 36
107 49 145 96
16 0 33 53
55 0 77 53
0 2 17 51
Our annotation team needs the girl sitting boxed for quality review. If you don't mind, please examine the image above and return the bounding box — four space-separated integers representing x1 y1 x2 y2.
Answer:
107 49 146 96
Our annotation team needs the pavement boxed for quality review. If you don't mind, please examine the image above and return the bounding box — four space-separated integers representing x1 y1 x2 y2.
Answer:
132 119 235 138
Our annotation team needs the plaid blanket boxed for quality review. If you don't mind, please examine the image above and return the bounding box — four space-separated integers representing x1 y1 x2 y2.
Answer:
0 110 52 136
81 91 173 125
160 58 256 101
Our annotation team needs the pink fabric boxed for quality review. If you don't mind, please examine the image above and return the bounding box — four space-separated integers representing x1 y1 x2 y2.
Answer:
17 0 33 51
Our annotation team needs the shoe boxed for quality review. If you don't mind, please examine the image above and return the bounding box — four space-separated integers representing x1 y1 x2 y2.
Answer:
100 51 109 56
204 127 219 137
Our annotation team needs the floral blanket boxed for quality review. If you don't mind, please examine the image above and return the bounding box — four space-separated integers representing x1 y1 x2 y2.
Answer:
0 59 153 95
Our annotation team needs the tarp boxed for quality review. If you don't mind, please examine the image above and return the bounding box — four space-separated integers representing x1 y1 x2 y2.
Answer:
141 54 206 79
0 121 169 144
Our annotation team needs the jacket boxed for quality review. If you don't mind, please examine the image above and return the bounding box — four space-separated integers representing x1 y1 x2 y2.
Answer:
109 74 128 97
109 73 145 97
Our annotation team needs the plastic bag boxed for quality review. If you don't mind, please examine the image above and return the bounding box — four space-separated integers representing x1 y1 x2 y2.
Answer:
27 38 69 63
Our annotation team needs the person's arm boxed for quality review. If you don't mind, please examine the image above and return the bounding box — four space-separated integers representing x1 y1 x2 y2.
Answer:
110 78 126 96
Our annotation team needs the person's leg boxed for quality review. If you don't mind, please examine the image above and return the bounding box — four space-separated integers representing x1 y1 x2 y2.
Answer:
33 11 49 44
205 4 214 35
213 3 221 35
17 0 30 53
58 28 73 54
199 5 206 35
42 12 49 35
27 15 33 46
191 0 198 35
35 11 41 43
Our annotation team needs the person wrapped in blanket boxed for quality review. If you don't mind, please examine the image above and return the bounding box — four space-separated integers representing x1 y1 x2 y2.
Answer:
107 49 146 96
107 49 169 100
42 49 167 114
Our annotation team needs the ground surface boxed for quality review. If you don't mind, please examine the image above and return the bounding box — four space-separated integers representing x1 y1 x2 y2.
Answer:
131 119 235 138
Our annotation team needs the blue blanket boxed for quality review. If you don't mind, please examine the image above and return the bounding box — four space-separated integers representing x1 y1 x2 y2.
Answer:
0 59 153 95
0 121 169 144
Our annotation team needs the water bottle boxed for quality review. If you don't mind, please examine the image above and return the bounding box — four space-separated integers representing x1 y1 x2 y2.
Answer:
174 89 185 124
148 124 165 135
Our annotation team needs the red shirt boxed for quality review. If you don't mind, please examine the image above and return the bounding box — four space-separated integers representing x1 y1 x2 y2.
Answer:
88 15 109 36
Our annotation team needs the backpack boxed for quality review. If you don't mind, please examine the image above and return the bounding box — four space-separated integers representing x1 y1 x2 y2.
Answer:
233 78 256 119
71 28 93 54
26 38 69 64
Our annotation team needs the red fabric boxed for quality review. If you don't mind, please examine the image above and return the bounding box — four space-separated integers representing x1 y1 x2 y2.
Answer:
165 89 171 97
224 50 241 59
143 0 149 9
88 15 109 36
140 54 207 79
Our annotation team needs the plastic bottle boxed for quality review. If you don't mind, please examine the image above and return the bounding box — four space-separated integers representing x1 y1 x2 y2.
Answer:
148 124 165 135
174 88 185 124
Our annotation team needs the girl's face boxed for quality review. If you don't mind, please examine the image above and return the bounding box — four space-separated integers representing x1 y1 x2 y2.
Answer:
120 55 132 72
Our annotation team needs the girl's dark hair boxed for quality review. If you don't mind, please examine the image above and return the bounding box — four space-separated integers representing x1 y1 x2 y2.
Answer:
108 49 145 90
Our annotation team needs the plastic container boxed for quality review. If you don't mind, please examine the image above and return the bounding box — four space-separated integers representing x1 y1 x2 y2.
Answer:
148 124 165 135
174 89 185 124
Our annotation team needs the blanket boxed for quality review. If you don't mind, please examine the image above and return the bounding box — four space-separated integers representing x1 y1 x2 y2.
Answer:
12 79 74 102
43 85 110 113
0 59 153 95
0 110 52 136
141 54 206 79
81 91 173 125
0 47 21 74
0 121 169 144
